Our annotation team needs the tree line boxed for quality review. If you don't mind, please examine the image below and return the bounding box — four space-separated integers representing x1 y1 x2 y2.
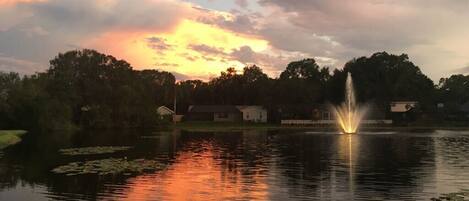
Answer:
0 49 468 130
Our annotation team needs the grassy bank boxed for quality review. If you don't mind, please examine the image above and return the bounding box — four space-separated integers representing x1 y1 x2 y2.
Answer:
0 130 27 149
171 122 284 132
170 121 469 132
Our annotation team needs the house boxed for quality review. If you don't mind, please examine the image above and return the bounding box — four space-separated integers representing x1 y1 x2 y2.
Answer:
236 106 267 123
312 104 333 120
390 101 419 124
185 105 268 122
157 106 175 116
185 105 242 122
157 106 175 121
390 101 418 112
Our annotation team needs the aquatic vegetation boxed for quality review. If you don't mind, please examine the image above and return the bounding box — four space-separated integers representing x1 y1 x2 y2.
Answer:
431 189 469 201
0 130 27 149
58 146 131 156
51 158 166 176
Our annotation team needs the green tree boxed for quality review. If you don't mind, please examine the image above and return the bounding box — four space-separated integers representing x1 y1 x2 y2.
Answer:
328 52 435 111
276 59 330 104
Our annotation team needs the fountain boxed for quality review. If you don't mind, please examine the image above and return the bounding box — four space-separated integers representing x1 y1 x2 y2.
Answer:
332 72 367 134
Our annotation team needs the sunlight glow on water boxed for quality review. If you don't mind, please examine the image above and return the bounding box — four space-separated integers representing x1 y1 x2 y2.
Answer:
1 130 469 200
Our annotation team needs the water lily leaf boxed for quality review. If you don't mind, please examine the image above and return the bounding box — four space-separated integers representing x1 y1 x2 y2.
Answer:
52 158 166 176
59 146 131 156
432 189 469 201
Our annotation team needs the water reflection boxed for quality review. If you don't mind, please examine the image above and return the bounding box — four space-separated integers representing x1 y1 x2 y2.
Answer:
0 129 469 200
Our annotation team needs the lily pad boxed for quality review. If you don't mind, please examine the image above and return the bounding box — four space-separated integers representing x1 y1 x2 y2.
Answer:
431 189 469 201
59 146 131 156
51 158 166 176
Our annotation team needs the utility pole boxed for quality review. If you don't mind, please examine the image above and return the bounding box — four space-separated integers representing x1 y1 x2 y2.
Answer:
173 83 177 123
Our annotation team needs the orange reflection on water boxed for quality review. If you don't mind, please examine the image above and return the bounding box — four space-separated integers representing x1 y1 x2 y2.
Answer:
120 143 269 201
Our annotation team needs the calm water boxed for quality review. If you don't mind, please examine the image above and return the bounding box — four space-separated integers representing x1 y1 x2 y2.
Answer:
1 129 469 200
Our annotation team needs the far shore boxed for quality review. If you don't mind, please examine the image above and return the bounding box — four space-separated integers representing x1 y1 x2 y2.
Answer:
169 122 469 132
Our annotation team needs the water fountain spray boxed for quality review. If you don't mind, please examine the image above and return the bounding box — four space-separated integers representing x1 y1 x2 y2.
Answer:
332 72 367 134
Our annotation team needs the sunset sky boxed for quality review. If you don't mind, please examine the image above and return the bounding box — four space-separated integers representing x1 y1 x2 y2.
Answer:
0 0 468 80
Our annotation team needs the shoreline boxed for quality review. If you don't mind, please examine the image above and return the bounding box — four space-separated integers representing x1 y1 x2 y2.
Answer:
169 122 469 132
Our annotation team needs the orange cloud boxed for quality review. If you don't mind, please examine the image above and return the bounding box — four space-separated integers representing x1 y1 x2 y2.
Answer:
84 19 269 79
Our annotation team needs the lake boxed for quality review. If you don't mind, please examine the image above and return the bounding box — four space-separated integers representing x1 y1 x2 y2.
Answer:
1 129 469 200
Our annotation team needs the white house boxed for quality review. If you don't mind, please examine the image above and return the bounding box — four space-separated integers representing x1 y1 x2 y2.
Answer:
390 101 418 112
236 106 267 123
157 106 175 118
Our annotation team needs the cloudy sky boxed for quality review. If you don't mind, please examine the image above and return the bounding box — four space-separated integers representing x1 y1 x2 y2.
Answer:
0 0 468 80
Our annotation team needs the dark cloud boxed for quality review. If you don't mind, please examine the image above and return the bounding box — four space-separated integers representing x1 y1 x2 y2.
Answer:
189 44 227 56
195 9 260 34
255 0 469 79
0 0 195 73
170 71 192 81
19 0 189 34
229 46 256 63
1 0 468 80
0 55 44 75
234 0 248 8
229 45 309 75
146 37 172 53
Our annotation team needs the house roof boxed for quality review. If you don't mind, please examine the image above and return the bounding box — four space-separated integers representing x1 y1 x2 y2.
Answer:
390 101 418 104
236 105 265 111
188 105 241 113
157 106 175 114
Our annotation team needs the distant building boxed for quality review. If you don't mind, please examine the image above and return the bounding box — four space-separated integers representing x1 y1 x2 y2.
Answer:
157 106 175 116
312 105 333 120
185 105 242 122
390 101 419 124
236 106 267 123
390 101 418 113
185 105 267 123
157 106 175 121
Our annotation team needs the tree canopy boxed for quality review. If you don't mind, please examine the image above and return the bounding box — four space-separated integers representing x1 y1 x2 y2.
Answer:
328 52 435 108
0 49 465 130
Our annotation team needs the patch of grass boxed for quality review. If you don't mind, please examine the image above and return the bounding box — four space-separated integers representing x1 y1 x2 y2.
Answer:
59 146 131 156
0 130 27 149
51 158 166 176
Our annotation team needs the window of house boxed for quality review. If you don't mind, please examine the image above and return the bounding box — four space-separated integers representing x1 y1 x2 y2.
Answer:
323 112 330 120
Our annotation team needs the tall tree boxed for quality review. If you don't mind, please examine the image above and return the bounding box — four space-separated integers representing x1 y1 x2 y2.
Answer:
328 52 435 111
276 59 330 104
